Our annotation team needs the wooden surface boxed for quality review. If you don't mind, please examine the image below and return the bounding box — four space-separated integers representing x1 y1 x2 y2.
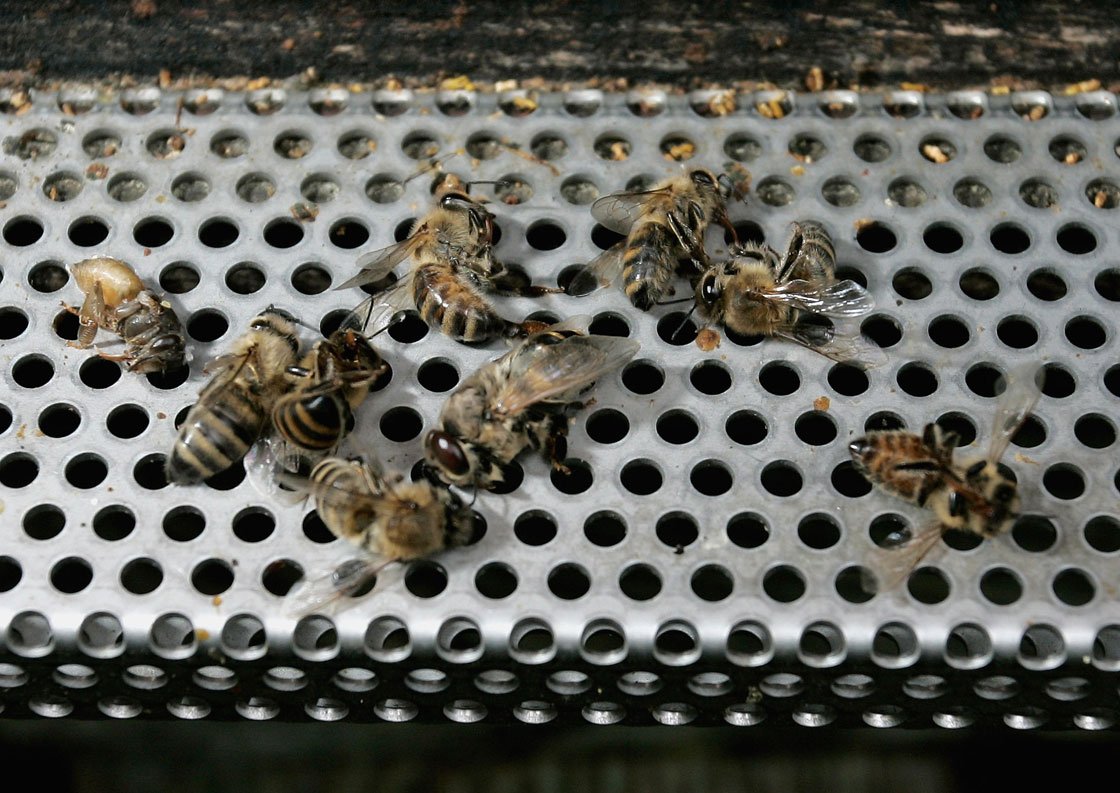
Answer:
0 2 1117 92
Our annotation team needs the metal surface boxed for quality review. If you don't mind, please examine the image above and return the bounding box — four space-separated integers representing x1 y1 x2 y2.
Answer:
0 87 1118 727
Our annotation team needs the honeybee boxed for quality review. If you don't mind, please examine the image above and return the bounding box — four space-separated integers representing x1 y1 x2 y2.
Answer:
692 222 880 363
65 256 187 374
272 328 387 454
338 177 558 343
565 169 732 310
425 320 639 489
849 362 1043 585
283 456 475 615
166 307 301 485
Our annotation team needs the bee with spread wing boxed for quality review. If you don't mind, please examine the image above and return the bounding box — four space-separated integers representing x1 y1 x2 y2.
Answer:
338 178 558 343
425 319 640 489
566 169 732 310
283 455 475 616
692 221 883 365
850 362 1044 588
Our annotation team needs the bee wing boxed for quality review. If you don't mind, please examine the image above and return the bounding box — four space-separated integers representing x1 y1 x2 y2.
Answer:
773 322 888 368
765 279 876 318
869 520 947 592
590 188 666 234
493 334 640 415
988 361 1043 462
564 245 627 298
282 557 388 617
338 273 417 336
244 436 311 506
335 238 419 290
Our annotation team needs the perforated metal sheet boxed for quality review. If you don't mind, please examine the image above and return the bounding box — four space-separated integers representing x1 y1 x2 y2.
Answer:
0 86 1118 728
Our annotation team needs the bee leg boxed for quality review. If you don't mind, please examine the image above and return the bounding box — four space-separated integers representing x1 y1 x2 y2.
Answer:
508 319 550 338
543 416 571 472
489 267 564 297
96 352 132 363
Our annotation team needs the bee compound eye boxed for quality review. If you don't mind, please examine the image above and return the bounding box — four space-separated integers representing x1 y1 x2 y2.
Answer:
428 431 471 477
690 169 716 187
700 274 720 304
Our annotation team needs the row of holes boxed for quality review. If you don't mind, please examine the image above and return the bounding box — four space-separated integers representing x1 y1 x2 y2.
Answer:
0 438 1106 502
7 691 1112 729
9 338 1119 411
6 609 1120 672
6 658 1118 708
9 493 1117 557
11 124 1120 173
1 214 1109 269
0 546 1106 607
19 165 1120 219
6 386 1114 452
17 257 1118 316
10 86 1119 121
14 297 1113 355
11 168 1120 230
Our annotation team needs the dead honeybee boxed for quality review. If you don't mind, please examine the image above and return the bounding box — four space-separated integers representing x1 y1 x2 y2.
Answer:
424 320 639 489
849 362 1043 585
166 307 301 484
65 256 187 373
338 177 558 343
565 168 732 310
284 455 475 615
272 328 387 454
691 222 880 363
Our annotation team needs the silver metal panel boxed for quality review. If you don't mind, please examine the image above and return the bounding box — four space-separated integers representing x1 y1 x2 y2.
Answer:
0 87 1117 727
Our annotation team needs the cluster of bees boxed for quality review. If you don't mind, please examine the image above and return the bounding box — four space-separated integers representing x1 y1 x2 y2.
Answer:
64 166 1041 610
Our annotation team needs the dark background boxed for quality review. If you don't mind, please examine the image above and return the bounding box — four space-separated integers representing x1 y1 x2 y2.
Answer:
0 1 1117 90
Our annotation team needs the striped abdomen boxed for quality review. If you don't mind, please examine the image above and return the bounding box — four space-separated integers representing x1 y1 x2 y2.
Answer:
116 292 187 373
412 262 508 342
166 383 267 484
273 390 349 452
309 460 377 546
622 221 676 310
849 431 946 507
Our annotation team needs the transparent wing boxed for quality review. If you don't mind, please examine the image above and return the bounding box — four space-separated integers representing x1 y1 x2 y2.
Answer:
869 521 946 592
988 361 1043 462
244 436 311 506
590 188 667 234
492 333 640 415
338 272 416 336
765 279 876 318
335 238 420 290
282 557 389 617
774 322 888 368
564 245 626 298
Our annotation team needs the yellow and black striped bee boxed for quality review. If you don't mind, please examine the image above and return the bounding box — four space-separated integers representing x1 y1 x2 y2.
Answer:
849 363 1043 584
338 177 558 343
692 221 880 363
65 256 187 374
425 319 639 489
566 169 731 310
284 455 475 615
272 328 386 453
166 307 300 484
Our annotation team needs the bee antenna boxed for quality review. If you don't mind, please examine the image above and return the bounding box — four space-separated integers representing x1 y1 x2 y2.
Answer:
670 305 698 343
404 150 464 185
656 297 694 306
